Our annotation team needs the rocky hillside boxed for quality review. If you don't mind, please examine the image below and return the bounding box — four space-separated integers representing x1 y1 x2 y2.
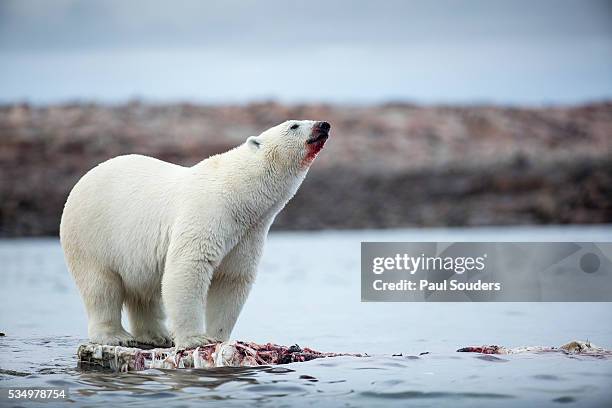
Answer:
1 102 611 236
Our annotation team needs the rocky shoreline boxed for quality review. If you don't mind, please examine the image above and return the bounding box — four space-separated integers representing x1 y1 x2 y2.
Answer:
1 102 610 236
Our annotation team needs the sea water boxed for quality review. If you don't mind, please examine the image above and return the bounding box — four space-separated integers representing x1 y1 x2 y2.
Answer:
1 226 611 407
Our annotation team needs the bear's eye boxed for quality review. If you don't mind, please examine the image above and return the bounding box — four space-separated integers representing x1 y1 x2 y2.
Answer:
290 124 299 130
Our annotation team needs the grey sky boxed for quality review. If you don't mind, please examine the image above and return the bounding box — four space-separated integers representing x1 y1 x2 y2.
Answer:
1 0 611 104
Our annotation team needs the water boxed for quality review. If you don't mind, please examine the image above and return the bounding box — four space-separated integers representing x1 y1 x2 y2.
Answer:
1 226 612 407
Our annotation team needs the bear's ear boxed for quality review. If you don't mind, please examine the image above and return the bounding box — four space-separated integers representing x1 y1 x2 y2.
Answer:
247 136 262 151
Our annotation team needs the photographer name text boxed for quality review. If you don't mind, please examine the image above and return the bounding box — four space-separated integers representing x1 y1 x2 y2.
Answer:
371 253 501 292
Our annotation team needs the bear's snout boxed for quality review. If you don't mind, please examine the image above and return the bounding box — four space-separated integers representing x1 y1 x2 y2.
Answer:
316 121 331 132
307 121 331 144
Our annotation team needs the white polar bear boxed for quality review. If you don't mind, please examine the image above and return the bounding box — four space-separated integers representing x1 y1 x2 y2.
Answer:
60 120 330 349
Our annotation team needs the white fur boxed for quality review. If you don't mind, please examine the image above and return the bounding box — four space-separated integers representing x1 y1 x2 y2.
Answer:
60 120 324 349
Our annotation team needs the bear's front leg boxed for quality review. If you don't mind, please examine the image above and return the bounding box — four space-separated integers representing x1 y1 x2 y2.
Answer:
205 225 265 341
162 245 222 350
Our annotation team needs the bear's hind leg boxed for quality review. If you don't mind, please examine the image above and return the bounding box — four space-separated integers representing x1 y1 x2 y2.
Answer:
77 266 136 346
125 296 173 347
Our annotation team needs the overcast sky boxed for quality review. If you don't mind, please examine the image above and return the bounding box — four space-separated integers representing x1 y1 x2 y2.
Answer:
1 0 611 105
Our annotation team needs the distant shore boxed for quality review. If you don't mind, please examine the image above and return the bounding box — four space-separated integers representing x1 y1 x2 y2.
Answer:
1 102 610 236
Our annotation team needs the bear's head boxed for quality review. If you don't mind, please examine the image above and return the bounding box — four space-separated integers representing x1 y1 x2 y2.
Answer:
246 120 330 169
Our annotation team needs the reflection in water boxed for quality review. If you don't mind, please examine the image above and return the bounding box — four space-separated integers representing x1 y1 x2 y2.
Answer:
76 365 283 396
71 357 319 405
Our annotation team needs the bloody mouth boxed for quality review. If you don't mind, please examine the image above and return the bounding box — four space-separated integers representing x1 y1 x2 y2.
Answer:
304 136 328 164
306 133 329 145
303 121 330 165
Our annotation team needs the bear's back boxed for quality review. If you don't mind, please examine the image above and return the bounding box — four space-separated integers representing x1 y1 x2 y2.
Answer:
60 154 187 278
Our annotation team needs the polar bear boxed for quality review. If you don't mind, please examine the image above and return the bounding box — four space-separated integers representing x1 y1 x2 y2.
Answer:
60 120 330 349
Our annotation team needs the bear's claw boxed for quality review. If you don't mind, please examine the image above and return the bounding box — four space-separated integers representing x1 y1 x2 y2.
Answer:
134 334 174 348
174 334 221 350
89 331 138 347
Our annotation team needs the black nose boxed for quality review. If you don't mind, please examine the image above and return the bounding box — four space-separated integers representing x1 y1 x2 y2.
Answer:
316 121 331 132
